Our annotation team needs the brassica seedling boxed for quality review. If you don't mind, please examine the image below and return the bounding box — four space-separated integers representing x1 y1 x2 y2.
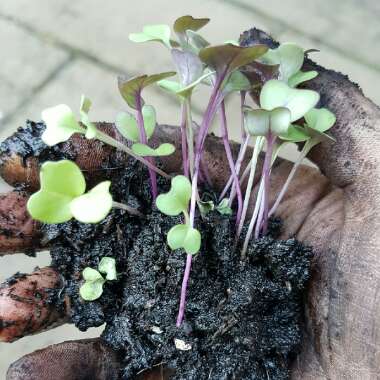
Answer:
118 73 176 199
156 175 201 326
80 257 117 301
269 107 336 217
27 160 142 224
41 97 170 180
129 24 178 48
261 42 318 86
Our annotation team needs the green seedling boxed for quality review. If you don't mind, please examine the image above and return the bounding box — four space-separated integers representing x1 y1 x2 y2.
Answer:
261 42 318 86
41 104 86 146
118 73 177 199
216 199 233 216
129 24 178 48
116 104 156 142
269 107 336 217
156 175 201 255
41 97 170 180
174 15 210 51
80 257 117 301
27 160 140 224
132 142 175 157
260 79 320 122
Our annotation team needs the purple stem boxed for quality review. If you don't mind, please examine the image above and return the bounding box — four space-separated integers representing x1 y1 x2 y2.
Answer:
240 91 247 140
255 133 276 237
176 74 225 328
219 100 243 225
136 93 157 199
176 254 192 327
180 102 189 178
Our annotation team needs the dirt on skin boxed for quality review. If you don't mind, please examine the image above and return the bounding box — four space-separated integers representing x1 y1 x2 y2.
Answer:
40 158 312 380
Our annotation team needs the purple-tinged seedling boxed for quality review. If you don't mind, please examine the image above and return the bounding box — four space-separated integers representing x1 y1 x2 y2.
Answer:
118 73 176 198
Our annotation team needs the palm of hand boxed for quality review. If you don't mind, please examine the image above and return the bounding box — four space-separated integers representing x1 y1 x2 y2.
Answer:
1 61 379 380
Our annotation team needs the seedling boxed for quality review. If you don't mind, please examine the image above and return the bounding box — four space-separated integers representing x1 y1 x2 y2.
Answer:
27 160 141 224
156 175 201 326
27 16 336 329
80 257 117 301
41 96 171 180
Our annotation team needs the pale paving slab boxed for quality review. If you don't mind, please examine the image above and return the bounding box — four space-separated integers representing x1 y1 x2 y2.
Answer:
0 0 283 75
0 18 68 124
221 0 380 71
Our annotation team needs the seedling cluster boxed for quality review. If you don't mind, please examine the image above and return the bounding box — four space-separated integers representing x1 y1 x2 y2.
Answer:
26 16 335 327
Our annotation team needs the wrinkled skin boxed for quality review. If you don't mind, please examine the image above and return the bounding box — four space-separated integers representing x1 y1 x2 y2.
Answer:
0 61 379 380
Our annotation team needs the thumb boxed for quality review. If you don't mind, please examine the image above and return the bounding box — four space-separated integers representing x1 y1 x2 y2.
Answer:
304 60 380 190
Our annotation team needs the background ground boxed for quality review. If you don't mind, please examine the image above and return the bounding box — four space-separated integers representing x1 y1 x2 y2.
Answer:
0 0 379 377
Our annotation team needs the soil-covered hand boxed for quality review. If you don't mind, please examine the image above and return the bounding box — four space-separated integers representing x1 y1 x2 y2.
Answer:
0 61 379 380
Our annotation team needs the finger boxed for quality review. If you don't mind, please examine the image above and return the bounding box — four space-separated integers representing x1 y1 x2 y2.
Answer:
0 122 126 191
0 267 67 342
6 338 122 380
0 191 41 256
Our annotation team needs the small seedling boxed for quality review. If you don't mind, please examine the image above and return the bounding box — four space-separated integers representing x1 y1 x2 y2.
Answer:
41 97 171 180
80 257 117 301
27 160 141 224
156 175 201 255
117 73 177 199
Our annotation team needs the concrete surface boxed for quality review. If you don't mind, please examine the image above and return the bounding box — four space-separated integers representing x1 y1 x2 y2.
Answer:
0 0 378 377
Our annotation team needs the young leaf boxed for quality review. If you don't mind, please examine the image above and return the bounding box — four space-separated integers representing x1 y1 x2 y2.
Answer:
129 24 176 48
279 124 310 142
156 175 192 216
199 44 268 76
118 72 176 109
260 79 319 122
132 143 175 157
157 71 214 99
41 104 85 146
216 199 233 215
305 108 336 133
262 43 304 83
98 257 117 281
198 200 214 216
157 79 183 94
80 95 92 114
172 49 203 86
83 267 104 282
27 160 86 224
70 181 113 224
186 30 210 51
80 268 105 301
167 224 201 255
173 15 210 35
115 105 156 142
223 71 251 94
288 70 318 88
244 107 291 136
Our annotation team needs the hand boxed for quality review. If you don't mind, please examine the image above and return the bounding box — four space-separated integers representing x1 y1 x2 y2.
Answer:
1 62 379 380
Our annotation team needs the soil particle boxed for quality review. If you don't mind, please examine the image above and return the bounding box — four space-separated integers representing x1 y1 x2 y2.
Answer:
42 161 313 380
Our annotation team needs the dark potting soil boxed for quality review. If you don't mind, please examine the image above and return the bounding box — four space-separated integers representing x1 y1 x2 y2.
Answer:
41 159 313 380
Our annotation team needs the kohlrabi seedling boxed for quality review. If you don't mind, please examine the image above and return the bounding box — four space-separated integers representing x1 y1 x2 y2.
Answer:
156 175 201 327
41 96 171 181
117 73 176 199
27 160 141 224
261 42 318 86
80 257 117 301
129 24 178 48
